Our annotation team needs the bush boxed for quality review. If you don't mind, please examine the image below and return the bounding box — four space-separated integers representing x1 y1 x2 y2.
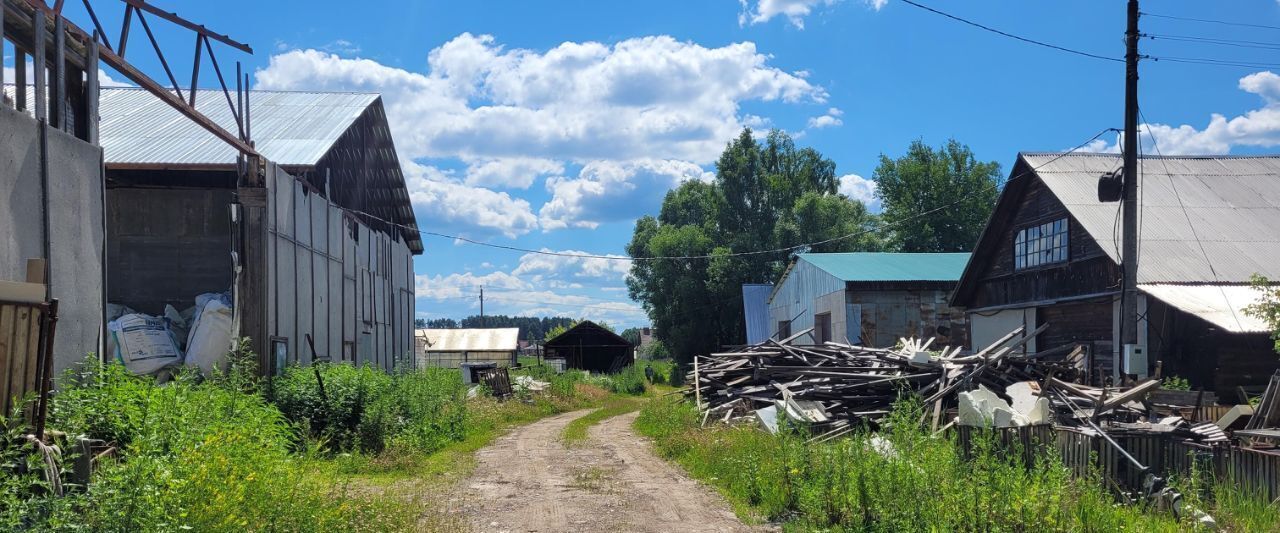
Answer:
270 363 468 454
2 360 410 531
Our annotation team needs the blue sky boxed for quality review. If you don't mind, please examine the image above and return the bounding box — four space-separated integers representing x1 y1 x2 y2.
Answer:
17 1 1280 328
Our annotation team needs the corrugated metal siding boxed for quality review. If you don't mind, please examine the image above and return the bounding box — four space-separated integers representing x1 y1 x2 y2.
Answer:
415 328 520 352
1023 152 1280 283
768 258 845 339
97 88 379 166
266 164 413 371
741 284 773 344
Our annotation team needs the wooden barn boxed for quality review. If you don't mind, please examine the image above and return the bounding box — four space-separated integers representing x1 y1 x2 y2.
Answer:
544 321 634 373
952 152 1280 395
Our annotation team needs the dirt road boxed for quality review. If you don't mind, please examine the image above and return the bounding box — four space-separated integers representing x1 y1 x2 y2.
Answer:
460 409 772 533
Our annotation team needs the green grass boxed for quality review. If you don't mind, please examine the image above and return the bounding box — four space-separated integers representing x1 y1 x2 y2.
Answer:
561 394 647 445
633 396 1280 532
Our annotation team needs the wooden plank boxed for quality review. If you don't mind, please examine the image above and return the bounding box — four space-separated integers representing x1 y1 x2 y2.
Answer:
0 305 14 416
9 306 32 415
23 308 42 409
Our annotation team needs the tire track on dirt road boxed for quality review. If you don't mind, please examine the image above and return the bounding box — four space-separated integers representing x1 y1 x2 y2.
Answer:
461 409 772 532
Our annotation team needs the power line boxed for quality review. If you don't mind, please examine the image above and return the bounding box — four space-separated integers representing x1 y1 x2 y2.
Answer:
897 0 1122 63
1144 33 1280 51
1140 11 1280 32
1138 107 1244 332
347 127 1120 262
1147 55 1280 69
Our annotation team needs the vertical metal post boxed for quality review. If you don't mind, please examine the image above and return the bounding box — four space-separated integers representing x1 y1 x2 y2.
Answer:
86 35 100 144
479 286 485 328
1121 1 1141 354
16 50 27 111
54 15 66 131
0 2 5 93
33 9 46 122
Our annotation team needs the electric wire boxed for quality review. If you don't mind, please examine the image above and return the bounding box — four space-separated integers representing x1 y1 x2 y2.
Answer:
1143 33 1280 51
347 127 1120 263
1138 107 1245 332
897 0 1122 63
1140 11 1280 32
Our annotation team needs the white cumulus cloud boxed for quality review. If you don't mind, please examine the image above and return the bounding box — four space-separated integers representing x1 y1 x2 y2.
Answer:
806 107 844 129
740 0 886 28
839 173 880 211
403 161 538 238
1085 70 1280 155
539 159 715 230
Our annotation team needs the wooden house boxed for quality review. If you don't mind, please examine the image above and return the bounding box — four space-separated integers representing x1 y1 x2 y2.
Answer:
951 152 1280 395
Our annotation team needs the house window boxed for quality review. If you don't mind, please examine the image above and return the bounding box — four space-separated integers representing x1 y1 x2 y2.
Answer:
777 320 792 340
815 313 832 344
1015 218 1068 270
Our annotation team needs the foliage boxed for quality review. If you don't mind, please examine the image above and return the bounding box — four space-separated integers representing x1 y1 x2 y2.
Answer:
1161 375 1192 391
639 338 671 360
628 129 880 363
426 315 576 342
1246 274 1280 354
414 318 427 329
634 397 1277 531
3 360 410 531
620 327 642 346
873 138 1003 252
544 321 577 342
270 363 466 454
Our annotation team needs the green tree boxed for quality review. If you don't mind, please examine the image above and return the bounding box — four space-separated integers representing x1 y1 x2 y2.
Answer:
620 327 641 346
1246 274 1280 354
873 139 1002 252
628 128 879 363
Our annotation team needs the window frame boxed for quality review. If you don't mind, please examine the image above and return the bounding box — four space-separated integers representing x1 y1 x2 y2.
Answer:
1014 216 1069 271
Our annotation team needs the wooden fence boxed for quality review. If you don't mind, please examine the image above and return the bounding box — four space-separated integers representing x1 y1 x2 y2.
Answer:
0 298 59 438
957 424 1280 501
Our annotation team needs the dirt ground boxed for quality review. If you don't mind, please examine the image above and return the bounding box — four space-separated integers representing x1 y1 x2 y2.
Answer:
458 409 773 533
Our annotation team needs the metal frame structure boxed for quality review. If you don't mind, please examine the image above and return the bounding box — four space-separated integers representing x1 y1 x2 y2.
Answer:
5 0 258 156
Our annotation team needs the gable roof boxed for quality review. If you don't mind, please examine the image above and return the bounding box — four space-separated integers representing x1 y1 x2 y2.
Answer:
544 320 633 347
98 87 379 167
1019 152 1280 284
416 328 520 352
798 252 972 282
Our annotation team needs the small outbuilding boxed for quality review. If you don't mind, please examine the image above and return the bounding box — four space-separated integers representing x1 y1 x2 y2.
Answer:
415 328 519 368
768 252 970 348
544 321 634 373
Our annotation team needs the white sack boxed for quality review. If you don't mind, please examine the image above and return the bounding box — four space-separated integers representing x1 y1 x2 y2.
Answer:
185 299 234 377
109 314 182 375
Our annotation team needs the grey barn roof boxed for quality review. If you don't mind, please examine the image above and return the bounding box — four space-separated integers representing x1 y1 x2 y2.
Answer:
1020 152 1280 284
98 87 380 167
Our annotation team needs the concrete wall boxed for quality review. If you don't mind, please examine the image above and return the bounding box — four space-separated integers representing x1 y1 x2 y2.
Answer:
107 188 233 314
0 105 105 376
266 165 414 372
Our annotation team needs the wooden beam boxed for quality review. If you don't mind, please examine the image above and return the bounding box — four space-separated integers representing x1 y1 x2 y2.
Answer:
32 8 45 122
53 14 65 130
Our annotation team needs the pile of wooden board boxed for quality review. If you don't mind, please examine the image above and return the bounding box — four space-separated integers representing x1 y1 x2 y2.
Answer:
686 324 1229 446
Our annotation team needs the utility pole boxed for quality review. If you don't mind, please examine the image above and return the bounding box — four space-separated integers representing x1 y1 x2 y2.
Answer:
1121 0 1142 369
479 286 485 328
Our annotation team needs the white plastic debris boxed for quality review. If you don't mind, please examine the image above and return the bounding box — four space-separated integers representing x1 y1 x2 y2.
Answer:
755 405 780 434
109 314 182 375
514 375 550 392
908 350 934 366
958 385 1028 428
184 299 234 377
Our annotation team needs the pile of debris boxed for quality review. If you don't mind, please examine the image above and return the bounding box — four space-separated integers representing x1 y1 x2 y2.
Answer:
687 325 1226 445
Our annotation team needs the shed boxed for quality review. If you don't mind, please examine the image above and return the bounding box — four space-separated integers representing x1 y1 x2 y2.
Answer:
768 253 970 348
951 152 1280 394
97 87 421 374
544 321 634 373
415 328 519 368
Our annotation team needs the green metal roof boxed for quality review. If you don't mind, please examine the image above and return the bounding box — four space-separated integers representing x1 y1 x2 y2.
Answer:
798 252 972 282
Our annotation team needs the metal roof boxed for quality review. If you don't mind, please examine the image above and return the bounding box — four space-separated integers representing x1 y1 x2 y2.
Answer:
416 328 520 352
1139 283 1270 333
98 87 380 166
1021 152 1280 283
797 252 972 282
